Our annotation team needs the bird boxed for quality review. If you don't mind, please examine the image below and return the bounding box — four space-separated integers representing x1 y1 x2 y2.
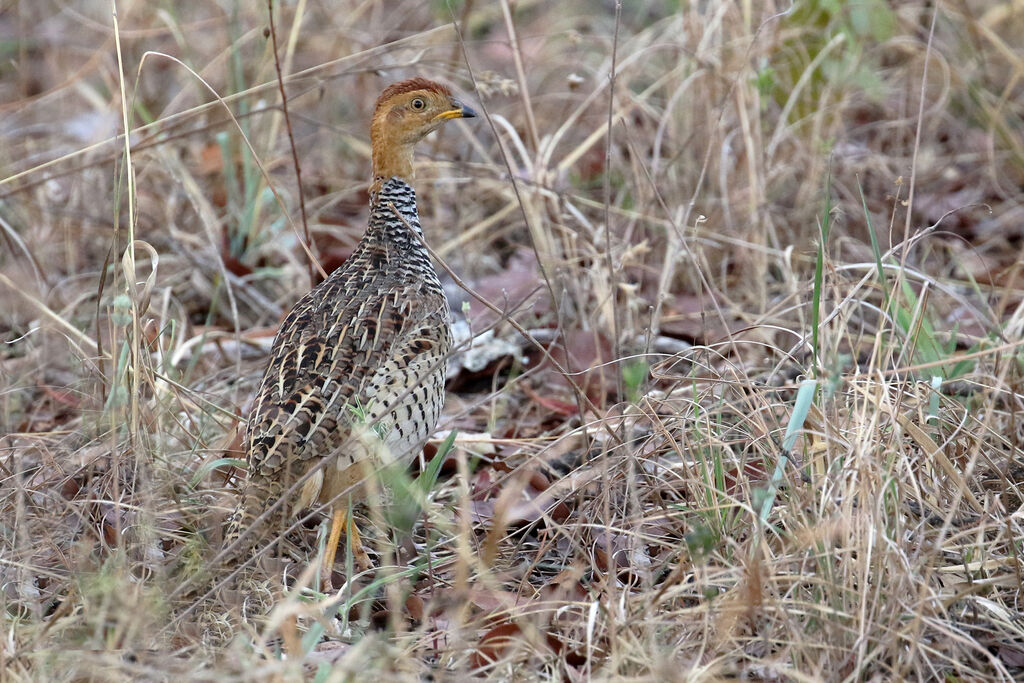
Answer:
226 78 476 578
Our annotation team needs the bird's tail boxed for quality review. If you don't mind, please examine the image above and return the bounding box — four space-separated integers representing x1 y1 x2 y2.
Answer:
222 475 287 561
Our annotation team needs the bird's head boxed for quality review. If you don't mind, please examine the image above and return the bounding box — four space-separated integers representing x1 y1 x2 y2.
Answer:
370 78 476 191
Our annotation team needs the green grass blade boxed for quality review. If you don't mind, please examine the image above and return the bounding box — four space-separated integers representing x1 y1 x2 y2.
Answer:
759 379 817 523
811 165 833 376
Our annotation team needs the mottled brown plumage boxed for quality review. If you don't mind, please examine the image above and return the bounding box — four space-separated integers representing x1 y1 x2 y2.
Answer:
227 78 475 573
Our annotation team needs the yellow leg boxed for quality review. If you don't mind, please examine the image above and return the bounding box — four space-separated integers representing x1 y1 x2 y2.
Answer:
323 506 372 579
323 507 346 575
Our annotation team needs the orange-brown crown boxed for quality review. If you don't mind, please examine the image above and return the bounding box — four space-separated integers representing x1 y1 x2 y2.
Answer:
374 78 452 114
370 78 475 194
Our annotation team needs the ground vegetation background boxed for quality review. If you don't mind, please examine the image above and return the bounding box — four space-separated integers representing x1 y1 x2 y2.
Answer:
2 1 1024 680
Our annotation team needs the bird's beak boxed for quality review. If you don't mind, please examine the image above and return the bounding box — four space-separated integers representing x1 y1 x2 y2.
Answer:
434 99 477 121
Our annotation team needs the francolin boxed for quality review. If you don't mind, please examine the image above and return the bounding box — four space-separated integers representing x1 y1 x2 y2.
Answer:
227 78 475 576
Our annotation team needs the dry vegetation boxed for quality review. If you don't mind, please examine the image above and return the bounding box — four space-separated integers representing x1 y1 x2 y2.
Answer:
2 0 1024 680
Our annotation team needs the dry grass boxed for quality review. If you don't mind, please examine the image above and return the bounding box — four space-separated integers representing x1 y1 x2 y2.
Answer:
2 1 1024 680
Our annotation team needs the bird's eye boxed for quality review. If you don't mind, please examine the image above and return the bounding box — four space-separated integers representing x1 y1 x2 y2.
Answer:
410 98 426 111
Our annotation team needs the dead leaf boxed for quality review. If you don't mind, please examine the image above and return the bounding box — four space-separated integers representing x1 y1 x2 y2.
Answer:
998 644 1024 667
405 594 424 621
464 249 548 327
197 142 223 175
470 622 524 670
522 383 579 416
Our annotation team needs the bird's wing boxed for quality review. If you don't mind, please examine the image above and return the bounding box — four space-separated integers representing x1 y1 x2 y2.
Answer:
245 270 444 481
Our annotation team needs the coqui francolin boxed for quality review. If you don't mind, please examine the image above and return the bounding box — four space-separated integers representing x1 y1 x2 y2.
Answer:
226 78 475 578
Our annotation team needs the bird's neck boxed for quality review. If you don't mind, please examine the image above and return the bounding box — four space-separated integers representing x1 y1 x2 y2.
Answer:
358 178 439 289
367 177 425 245
370 121 415 196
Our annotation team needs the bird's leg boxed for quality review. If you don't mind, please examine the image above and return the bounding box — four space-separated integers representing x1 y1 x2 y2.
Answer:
322 507 345 578
322 504 372 585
